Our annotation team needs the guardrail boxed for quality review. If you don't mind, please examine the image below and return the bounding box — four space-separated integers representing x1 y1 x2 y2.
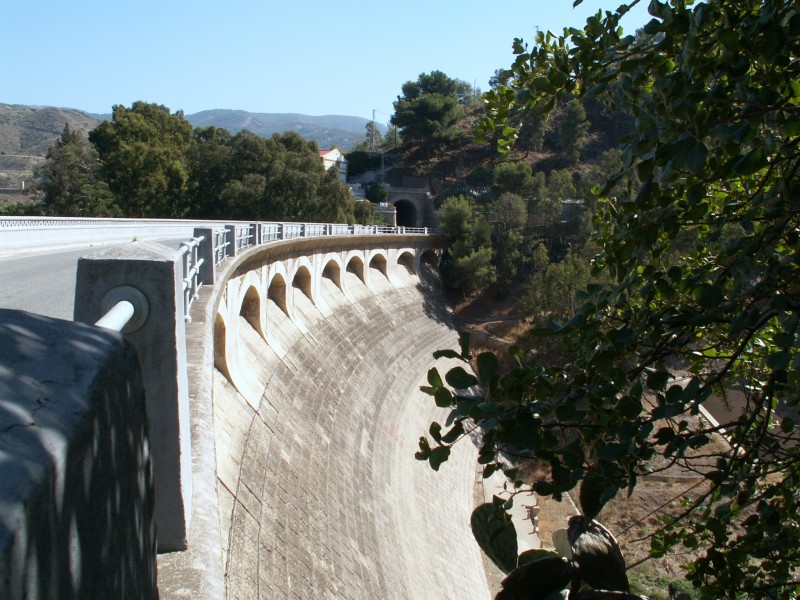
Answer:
177 221 440 321
1 217 440 326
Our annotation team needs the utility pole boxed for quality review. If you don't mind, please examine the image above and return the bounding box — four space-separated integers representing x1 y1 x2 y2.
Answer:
370 109 378 152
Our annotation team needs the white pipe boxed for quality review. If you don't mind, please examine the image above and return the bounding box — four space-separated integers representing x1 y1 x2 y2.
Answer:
95 300 135 332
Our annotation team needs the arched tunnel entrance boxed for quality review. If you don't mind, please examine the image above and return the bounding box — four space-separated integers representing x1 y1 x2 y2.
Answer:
394 199 418 227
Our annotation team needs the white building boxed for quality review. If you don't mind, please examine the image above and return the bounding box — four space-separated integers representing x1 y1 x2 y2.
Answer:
319 148 348 183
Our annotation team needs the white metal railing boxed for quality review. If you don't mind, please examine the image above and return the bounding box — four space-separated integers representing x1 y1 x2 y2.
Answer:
233 224 253 252
0 217 208 229
213 229 229 266
1 217 441 327
180 236 205 322
170 220 440 326
282 223 303 240
259 222 281 242
304 224 326 237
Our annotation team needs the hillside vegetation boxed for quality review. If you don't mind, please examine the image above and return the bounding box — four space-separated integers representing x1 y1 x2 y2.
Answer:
408 3 800 599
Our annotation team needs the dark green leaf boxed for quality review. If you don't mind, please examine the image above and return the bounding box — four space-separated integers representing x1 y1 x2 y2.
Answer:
441 420 465 443
695 284 724 309
458 331 472 360
427 367 444 389
470 503 518 573
517 549 560 566
415 437 431 461
434 387 453 408
732 147 766 176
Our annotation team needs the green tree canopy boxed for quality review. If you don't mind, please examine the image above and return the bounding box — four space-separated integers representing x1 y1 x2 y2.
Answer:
555 98 589 163
186 126 234 219
89 102 193 217
391 70 468 153
423 1 800 597
186 129 358 223
440 195 496 292
492 161 535 198
39 124 118 216
490 192 528 232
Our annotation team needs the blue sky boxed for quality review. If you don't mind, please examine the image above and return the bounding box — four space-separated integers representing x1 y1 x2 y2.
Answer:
4 1 652 125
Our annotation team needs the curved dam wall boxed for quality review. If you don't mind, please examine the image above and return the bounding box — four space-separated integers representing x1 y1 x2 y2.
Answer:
162 236 491 599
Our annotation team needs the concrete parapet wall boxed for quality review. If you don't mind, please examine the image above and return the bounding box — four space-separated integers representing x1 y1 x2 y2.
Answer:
74 241 192 552
0 217 204 253
0 310 157 600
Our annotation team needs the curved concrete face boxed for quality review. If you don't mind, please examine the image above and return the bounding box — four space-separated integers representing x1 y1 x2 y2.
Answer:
213 267 490 599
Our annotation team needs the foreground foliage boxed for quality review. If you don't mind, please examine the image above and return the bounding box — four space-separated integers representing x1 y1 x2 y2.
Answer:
419 1 800 597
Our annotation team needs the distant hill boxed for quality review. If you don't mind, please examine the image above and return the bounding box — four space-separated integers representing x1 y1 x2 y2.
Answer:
185 110 379 150
0 104 99 157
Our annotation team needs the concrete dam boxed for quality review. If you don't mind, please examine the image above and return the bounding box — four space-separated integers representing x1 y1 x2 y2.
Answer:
0 223 492 599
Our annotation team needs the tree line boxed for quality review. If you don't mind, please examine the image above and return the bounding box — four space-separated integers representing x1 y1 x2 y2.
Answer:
5 101 379 225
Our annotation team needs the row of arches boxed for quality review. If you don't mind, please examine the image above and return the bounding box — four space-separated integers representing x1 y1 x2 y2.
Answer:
213 244 439 407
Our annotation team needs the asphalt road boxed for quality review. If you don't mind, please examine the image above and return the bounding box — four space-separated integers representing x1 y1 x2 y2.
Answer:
0 239 184 321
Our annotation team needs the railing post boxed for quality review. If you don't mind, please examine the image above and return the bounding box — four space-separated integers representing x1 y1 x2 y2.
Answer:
194 228 216 285
73 241 192 552
225 224 238 257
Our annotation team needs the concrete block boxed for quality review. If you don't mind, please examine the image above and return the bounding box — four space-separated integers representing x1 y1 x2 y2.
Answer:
0 309 157 599
73 240 191 552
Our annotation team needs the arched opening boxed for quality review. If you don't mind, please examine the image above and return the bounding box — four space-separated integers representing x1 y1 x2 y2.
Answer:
369 253 389 279
397 251 416 274
240 285 261 332
420 249 439 268
419 249 440 284
213 314 232 382
268 273 289 316
394 199 417 227
322 260 342 290
346 256 365 283
292 266 313 302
